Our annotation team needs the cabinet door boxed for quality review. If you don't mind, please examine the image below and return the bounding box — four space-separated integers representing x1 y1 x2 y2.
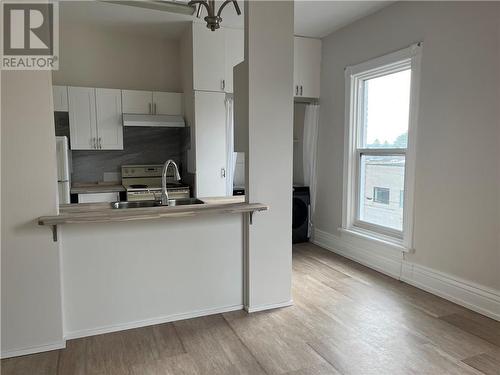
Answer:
122 90 153 114
294 37 322 98
194 91 227 197
224 28 244 93
96 88 123 150
192 23 226 92
78 192 119 203
53 85 68 111
152 92 183 115
293 38 300 97
68 87 97 150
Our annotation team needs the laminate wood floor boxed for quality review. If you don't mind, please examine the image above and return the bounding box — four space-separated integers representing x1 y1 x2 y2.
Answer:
3 243 499 375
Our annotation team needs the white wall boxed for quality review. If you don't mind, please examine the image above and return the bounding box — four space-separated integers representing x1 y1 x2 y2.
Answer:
52 23 182 91
1 71 64 357
316 2 500 290
245 0 294 311
61 216 243 337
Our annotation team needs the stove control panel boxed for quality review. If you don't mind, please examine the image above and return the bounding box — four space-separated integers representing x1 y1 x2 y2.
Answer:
122 165 174 178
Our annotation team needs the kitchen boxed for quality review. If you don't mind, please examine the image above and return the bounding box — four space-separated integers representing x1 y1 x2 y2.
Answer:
51 1 246 206
50 0 320 241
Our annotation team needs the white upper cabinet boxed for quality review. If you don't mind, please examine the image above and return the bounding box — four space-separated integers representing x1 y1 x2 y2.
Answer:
224 28 244 94
153 92 183 115
68 87 97 150
294 37 322 98
122 90 153 114
192 22 226 92
95 88 123 150
194 91 227 197
53 85 68 112
122 90 183 115
68 86 124 150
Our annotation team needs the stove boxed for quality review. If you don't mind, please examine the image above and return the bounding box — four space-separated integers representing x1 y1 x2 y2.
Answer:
121 164 190 202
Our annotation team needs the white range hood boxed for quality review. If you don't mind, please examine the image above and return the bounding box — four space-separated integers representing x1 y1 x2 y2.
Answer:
122 114 185 128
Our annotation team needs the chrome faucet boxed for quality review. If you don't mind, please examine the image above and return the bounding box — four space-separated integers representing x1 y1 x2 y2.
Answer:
161 159 181 205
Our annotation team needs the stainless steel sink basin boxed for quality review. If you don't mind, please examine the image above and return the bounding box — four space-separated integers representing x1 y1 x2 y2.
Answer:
111 198 204 209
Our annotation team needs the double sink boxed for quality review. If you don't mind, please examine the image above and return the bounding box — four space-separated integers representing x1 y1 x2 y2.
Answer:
111 198 204 209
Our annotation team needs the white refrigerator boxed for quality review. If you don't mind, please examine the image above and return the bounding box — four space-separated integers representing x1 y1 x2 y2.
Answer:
56 136 71 204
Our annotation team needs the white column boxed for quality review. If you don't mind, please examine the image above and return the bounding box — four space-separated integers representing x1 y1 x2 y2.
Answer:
244 0 294 312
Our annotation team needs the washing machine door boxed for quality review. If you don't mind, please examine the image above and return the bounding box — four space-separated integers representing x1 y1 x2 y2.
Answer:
293 197 309 229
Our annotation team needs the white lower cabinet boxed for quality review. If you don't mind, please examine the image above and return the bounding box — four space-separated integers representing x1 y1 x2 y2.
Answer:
68 86 123 150
194 91 227 197
78 192 119 203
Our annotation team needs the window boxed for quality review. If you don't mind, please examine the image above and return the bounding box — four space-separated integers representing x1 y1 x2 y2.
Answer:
342 44 422 249
373 187 390 204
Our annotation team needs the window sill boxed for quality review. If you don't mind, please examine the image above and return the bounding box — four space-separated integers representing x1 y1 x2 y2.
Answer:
338 227 414 253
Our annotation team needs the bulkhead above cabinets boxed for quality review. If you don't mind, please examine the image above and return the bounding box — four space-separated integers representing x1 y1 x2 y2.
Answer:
53 85 184 151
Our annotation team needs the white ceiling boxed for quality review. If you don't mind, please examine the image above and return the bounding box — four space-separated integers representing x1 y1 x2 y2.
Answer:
60 1 393 39
294 1 394 38
60 2 195 39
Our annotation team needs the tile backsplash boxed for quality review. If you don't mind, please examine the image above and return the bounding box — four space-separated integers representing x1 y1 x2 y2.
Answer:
55 112 189 183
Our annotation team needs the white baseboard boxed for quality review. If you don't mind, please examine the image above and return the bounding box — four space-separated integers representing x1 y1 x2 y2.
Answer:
313 228 403 279
1 340 66 359
65 304 244 340
312 228 500 321
245 300 293 313
401 262 500 321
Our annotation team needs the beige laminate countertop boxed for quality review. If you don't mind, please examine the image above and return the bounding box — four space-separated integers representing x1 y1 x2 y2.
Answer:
38 196 267 226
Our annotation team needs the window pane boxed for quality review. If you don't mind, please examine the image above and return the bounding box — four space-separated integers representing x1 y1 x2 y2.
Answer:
359 154 405 231
373 187 390 204
362 69 411 148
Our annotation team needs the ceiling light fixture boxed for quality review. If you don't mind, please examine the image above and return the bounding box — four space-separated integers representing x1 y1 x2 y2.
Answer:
188 0 241 31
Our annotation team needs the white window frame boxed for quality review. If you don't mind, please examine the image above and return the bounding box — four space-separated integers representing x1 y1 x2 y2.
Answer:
341 43 422 251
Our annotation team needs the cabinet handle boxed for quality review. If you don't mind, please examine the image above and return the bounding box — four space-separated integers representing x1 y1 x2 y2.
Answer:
300 85 303 96
149 103 152 114
90 137 94 148
98 137 102 149
295 85 298 96
221 168 226 178
222 79 225 90
154 103 157 115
